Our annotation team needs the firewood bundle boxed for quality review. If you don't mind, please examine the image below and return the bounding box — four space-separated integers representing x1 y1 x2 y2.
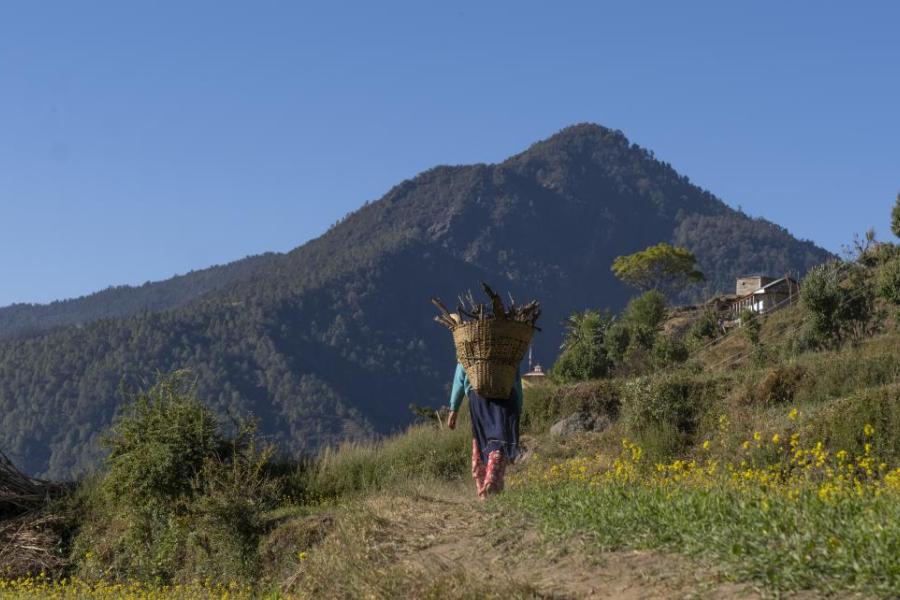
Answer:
1 450 65 520
431 282 541 330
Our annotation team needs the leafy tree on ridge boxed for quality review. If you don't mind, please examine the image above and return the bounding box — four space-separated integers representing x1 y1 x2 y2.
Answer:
611 242 705 295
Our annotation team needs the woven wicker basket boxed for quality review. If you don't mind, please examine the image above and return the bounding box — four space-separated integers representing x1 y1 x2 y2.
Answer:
451 319 534 399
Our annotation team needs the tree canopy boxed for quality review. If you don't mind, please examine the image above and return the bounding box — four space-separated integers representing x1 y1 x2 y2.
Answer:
611 242 704 293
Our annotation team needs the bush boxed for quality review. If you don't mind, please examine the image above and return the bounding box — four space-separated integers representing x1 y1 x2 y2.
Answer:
749 364 808 406
860 241 900 267
597 291 670 375
650 335 689 369
71 371 281 584
876 256 900 305
622 372 700 435
100 372 226 511
801 261 875 348
603 320 631 365
685 308 720 350
520 380 621 434
625 290 667 330
805 383 900 463
553 310 614 382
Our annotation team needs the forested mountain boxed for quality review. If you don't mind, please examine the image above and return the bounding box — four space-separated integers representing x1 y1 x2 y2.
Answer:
0 253 277 340
0 124 832 477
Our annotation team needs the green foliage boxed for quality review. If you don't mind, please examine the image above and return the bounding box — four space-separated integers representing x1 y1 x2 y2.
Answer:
805 383 900 463
100 371 226 509
745 364 807 406
789 335 900 408
554 291 684 380
301 423 470 501
603 290 680 375
508 479 900 595
611 242 704 293
892 193 900 239
520 380 621 434
72 372 282 584
684 308 721 350
602 320 632 365
875 255 900 305
740 308 766 365
624 289 667 330
649 335 689 369
621 372 707 435
553 310 614 382
801 261 876 349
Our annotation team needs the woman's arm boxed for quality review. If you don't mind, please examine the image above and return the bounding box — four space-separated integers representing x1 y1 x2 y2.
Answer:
447 364 467 429
449 363 467 412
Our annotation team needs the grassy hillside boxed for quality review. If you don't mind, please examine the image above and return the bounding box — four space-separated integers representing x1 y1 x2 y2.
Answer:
2 245 898 598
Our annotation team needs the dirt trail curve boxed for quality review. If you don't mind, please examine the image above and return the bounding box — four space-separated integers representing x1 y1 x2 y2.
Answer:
357 484 763 600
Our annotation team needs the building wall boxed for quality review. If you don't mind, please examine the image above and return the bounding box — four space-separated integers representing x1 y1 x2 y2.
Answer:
736 276 774 296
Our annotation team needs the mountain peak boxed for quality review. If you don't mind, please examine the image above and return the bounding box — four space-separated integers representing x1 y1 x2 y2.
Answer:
512 123 628 159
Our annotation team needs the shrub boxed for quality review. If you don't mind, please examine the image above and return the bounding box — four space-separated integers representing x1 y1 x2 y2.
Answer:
622 372 700 435
625 290 667 330
740 308 766 366
650 335 689 369
805 383 900 462
71 371 281 584
598 291 669 375
750 364 807 406
553 310 614 382
685 308 720 349
603 320 631 364
860 241 900 267
100 372 226 511
876 256 900 305
521 380 621 434
801 261 875 348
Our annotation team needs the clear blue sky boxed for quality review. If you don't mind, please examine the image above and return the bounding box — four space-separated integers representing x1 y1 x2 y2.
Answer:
1 2 898 307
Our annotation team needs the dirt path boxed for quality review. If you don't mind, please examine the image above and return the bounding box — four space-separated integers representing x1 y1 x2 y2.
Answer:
354 483 763 600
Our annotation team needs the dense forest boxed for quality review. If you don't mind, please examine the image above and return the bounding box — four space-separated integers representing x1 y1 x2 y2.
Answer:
0 124 833 477
0 253 276 340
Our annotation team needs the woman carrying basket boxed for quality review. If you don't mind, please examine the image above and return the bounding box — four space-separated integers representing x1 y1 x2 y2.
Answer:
447 363 523 499
432 284 539 499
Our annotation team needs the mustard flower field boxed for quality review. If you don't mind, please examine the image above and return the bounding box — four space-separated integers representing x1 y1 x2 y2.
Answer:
507 416 900 596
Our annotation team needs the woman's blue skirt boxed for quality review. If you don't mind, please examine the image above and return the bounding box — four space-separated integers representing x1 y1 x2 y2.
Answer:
469 386 520 465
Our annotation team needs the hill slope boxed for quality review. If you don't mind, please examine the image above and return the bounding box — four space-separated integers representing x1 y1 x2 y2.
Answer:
0 253 278 340
0 123 832 477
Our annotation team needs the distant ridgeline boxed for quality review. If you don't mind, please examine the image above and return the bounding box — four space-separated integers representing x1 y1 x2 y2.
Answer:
0 124 832 478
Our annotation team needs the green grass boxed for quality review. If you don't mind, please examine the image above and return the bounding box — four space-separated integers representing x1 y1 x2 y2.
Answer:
506 480 900 596
301 421 471 501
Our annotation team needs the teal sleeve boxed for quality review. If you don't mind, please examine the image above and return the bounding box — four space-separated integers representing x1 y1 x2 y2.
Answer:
449 363 467 412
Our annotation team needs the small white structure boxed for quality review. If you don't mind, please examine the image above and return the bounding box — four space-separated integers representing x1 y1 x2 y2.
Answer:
732 275 799 317
522 347 547 387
